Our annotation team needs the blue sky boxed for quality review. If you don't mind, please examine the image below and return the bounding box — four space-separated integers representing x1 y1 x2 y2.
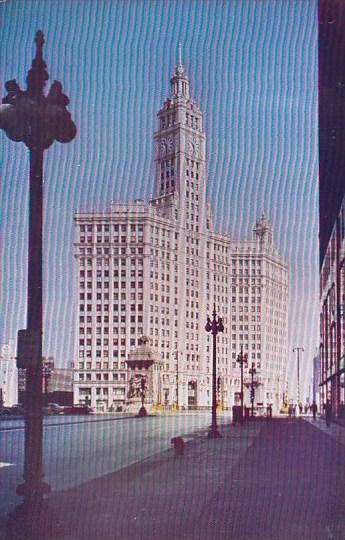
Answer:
0 0 318 401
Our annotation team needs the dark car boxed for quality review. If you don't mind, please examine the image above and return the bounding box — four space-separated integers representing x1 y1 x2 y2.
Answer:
63 404 93 415
47 403 65 415
9 404 25 416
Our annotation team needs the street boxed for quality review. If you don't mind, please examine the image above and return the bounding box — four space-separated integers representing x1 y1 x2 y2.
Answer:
0 412 231 517
1 416 345 539
0 416 343 540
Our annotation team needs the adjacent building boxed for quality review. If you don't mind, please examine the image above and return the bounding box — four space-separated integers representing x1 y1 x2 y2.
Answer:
48 368 73 406
319 0 345 267
73 59 288 413
0 340 18 407
312 349 321 408
319 194 345 416
18 355 55 405
318 0 345 417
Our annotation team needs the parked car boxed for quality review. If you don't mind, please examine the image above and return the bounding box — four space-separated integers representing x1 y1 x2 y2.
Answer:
47 403 65 415
0 407 12 417
63 404 93 415
9 404 25 415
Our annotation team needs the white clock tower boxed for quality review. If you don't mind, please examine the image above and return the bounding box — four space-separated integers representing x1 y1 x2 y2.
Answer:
150 53 210 408
152 52 206 231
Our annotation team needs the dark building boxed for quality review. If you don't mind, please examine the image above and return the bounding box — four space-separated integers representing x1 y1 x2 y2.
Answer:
48 369 73 406
17 356 72 406
318 0 345 266
318 0 345 418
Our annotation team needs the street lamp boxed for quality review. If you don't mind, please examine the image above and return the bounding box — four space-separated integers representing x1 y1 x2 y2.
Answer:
237 345 248 424
293 347 304 406
217 376 222 410
172 349 182 410
42 364 52 403
138 375 147 417
205 304 224 439
0 30 76 521
249 363 257 418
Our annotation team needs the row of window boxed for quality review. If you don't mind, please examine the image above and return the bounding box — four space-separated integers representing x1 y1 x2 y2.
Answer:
79 348 138 357
80 234 144 243
80 304 143 312
160 170 175 181
80 258 144 267
80 315 143 323
80 273 144 283
79 362 125 369
79 373 126 382
79 247 144 255
160 113 176 129
80 224 144 233
83 281 143 289
185 170 199 180
231 296 262 303
79 387 126 397
79 294 144 304
185 113 199 129
186 159 199 169
80 324 144 336
186 212 199 222
160 180 175 192
79 348 131 358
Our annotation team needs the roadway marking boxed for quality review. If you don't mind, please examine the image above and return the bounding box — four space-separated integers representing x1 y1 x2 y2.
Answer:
0 462 15 468
0 415 137 432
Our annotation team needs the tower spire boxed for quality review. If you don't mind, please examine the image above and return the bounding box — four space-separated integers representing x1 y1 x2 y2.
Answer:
175 42 184 76
177 42 183 72
170 43 189 98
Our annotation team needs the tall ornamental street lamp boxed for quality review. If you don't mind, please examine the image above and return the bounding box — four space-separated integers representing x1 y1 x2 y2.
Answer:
42 364 52 403
139 375 147 417
0 30 76 522
249 363 257 418
173 349 182 410
205 304 224 439
293 347 304 406
217 376 222 410
237 345 248 424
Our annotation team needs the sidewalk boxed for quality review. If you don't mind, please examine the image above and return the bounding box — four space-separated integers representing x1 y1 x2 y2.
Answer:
2 418 345 540
303 415 345 447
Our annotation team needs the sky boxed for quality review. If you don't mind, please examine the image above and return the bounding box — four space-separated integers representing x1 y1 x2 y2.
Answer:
0 0 318 402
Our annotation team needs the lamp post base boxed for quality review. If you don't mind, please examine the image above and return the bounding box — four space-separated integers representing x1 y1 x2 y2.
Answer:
137 406 147 417
6 498 61 540
207 427 222 439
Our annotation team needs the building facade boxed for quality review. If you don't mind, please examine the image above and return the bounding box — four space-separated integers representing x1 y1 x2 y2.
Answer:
319 0 345 266
312 349 321 409
48 368 73 406
318 0 345 418
18 355 54 405
73 60 288 414
0 340 18 407
319 194 345 416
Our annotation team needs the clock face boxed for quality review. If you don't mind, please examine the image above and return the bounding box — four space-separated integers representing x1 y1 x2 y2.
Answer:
187 136 200 157
167 136 174 152
160 139 167 156
188 140 195 154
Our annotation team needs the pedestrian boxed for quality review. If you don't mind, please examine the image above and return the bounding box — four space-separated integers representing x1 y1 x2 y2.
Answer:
311 401 317 420
325 400 332 427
